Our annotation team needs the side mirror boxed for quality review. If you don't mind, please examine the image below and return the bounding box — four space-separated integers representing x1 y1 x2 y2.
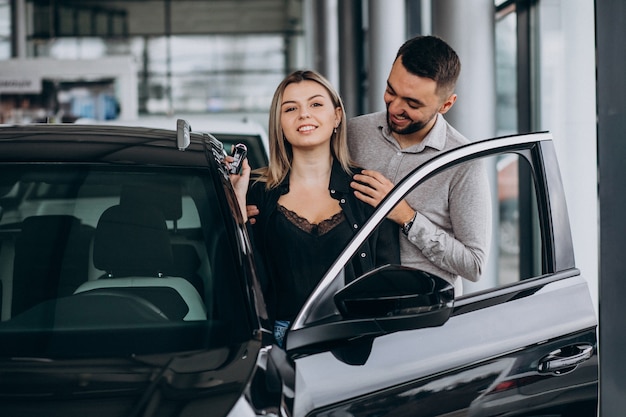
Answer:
286 265 454 353
334 265 454 332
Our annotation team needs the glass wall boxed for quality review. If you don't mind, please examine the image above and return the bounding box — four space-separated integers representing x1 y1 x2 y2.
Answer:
494 3 521 284
28 34 286 119
0 0 9 59
495 4 518 137
130 35 285 115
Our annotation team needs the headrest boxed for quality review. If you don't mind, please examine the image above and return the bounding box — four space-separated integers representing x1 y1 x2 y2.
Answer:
93 204 173 277
120 180 182 221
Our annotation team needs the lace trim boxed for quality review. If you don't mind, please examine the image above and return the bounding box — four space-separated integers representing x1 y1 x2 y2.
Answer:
277 204 345 235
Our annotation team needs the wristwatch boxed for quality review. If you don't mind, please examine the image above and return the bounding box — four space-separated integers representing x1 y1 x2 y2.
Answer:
401 211 417 236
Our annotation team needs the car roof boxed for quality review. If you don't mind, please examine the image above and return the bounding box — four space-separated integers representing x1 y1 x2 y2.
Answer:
76 114 270 157
0 123 214 168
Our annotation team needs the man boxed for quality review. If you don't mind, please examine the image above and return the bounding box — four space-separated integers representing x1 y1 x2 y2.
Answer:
348 35 491 294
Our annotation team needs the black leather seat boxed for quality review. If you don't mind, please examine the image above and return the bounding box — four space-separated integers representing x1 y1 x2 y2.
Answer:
75 203 206 321
119 181 205 293
93 203 174 278
12 215 92 317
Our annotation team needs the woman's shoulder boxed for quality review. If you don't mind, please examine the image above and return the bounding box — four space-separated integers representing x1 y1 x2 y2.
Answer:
345 163 365 177
350 165 365 174
247 176 267 199
247 174 285 208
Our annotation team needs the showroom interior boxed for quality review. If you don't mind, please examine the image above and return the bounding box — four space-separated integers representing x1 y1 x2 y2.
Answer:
0 0 624 412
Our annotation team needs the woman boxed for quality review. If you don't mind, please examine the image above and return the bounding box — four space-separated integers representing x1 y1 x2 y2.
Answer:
229 70 399 347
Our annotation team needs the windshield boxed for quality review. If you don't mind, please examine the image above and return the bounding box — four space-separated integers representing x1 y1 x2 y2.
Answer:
0 164 252 358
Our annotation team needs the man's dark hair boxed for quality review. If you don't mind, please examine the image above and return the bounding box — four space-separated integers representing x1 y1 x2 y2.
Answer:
396 35 461 97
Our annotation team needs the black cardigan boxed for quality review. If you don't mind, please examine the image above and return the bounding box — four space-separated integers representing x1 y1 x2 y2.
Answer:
246 159 400 321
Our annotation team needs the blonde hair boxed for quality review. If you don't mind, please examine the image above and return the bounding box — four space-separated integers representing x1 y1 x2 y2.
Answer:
257 70 352 189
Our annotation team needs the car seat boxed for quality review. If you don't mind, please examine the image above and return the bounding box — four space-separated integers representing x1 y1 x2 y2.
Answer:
11 215 92 317
119 181 205 294
74 203 206 321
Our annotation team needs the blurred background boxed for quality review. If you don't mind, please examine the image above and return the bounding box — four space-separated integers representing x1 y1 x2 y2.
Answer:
1 0 624 410
0 0 598 299
0 0 599 314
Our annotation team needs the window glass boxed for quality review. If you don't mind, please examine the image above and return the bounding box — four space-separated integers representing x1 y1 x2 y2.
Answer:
304 150 545 329
31 34 285 118
480 153 541 292
132 35 284 115
495 5 518 136
0 0 10 59
344 152 542 297
496 153 521 284
0 165 249 357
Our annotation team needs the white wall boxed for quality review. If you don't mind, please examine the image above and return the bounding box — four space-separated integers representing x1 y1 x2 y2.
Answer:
367 0 407 113
537 0 598 314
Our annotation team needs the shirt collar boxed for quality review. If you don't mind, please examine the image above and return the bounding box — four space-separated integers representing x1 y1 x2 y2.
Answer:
328 158 353 195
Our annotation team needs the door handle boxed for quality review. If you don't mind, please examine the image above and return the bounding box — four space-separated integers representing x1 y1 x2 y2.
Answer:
538 344 594 375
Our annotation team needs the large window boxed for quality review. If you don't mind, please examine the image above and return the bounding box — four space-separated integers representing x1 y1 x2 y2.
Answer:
0 164 248 356
495 4 518 136
130 35 285 115
30 34 286 119
0 0 9 59
494 0 544 286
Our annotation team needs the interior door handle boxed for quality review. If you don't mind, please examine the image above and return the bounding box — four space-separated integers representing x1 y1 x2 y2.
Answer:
538 344 594 375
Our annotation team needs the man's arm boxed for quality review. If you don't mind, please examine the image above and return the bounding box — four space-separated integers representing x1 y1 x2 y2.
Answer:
246 205 259 224
418 159 491 281
351 164 492 282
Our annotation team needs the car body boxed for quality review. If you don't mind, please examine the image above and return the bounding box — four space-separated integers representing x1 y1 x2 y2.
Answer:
76 114 270 169
0 124 597 417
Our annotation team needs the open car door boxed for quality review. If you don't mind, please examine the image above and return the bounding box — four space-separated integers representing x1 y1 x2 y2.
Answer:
283 132 597 417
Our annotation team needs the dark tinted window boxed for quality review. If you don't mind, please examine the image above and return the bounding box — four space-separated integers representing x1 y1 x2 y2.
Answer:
0 165 250 358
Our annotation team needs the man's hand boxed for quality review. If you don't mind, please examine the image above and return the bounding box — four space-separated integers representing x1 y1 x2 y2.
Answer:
351 170 416 225
246 205 259 225
351 170 394 207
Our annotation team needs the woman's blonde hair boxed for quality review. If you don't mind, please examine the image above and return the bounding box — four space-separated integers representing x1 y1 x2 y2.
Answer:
257 70 352 189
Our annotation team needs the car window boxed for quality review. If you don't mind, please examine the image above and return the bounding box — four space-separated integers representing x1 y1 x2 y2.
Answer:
448 152 543 295
389 152 542 293
291 138 553 334
493 152 542 286
390 151 543 297
0 164 251 357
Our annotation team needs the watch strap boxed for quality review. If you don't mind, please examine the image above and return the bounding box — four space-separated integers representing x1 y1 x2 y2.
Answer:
402 211 417 236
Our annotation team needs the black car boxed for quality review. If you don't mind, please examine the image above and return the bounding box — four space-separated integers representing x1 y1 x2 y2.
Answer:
0 123 597 417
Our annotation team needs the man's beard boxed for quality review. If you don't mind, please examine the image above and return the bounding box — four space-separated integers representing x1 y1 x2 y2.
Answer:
386 110 438 135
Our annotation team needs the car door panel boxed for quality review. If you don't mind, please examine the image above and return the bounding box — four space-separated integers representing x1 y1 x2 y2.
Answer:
306 329 596 417
289 133 597 417
294 274 596 416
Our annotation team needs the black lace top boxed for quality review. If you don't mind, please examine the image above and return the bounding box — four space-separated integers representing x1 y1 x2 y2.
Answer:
245 158 400 329
268 205 352 321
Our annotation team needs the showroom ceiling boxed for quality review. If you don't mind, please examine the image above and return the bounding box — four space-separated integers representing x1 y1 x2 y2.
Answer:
30 0 302 38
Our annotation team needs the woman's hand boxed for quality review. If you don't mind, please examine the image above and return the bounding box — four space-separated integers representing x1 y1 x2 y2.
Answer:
226 156 251 221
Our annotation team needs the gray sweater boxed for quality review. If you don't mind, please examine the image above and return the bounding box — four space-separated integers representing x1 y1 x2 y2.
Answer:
347 111 492 294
